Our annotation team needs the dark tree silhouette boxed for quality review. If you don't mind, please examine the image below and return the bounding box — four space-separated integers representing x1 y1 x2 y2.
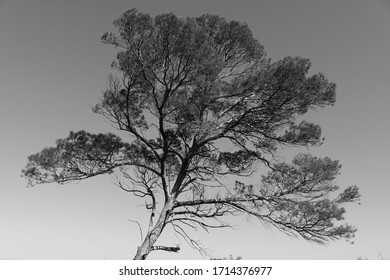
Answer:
22 9 360 260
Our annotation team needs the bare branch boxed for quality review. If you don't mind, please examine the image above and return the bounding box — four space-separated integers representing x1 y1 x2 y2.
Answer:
151 245 180 253
128 219 144 242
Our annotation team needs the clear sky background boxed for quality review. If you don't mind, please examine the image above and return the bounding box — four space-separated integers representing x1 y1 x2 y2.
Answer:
1 0 389 260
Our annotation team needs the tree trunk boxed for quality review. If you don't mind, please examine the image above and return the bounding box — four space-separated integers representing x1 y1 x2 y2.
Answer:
133 200 173 260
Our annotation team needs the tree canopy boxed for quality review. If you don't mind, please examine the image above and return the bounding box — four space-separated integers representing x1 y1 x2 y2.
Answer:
22 9 360 260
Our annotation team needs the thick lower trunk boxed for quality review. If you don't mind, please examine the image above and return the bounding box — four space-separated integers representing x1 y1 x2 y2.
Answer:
133 201 173 260
133 234 152 260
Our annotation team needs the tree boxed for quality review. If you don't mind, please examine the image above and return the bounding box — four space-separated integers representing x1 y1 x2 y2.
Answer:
22 9 360 260
211 255 242 260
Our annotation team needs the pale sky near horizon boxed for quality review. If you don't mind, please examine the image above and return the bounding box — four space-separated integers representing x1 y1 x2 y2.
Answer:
1 0 390 260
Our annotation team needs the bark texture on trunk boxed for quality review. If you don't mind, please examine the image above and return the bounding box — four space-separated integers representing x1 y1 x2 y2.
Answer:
133 201 173 260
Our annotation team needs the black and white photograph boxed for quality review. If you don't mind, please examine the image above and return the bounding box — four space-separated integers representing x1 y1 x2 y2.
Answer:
1 0 389 264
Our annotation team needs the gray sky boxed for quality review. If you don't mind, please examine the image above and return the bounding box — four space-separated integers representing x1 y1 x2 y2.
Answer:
1 0 390 260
